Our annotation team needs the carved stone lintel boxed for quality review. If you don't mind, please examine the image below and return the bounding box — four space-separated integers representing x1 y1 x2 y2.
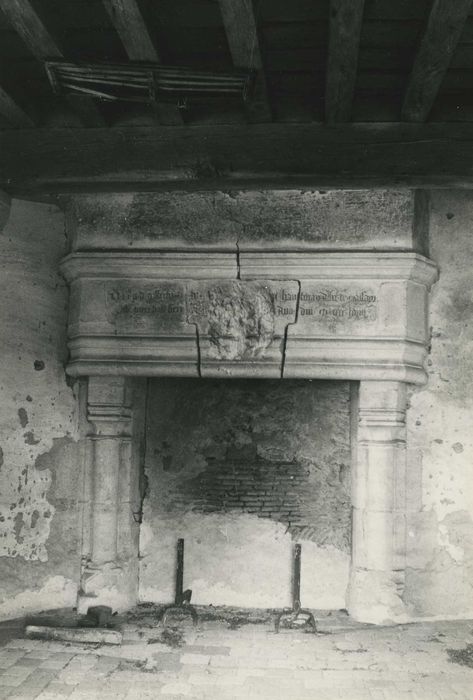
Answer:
61 251 437 382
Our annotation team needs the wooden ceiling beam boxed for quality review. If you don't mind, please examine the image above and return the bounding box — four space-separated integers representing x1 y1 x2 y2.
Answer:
3 123 473 194
402 0 472 122
0 0 105 126
102 0 159 62
218 0 272 122
0 84 35 127
325 0 365 123
0 189 11 231
102 0 183 125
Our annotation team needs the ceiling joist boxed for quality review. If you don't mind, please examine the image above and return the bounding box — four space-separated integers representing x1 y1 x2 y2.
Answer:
325 0 365 123
102 0 183 125
0 0 105 126
0 84 35 127
218 0 272 122
402 0 472 122
102 0 159 63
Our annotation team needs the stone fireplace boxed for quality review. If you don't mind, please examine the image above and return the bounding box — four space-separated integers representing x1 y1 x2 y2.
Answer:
60 232 437 624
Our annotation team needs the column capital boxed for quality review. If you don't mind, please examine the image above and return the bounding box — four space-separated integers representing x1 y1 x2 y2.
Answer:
87 375 132 436
358 380 407 444
358 380 407 412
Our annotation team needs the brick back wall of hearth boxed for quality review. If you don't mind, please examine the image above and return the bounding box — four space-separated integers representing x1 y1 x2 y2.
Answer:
139 378 352 609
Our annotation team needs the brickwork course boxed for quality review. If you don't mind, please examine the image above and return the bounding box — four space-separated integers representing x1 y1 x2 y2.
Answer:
0 611 472 700
146 378 351 547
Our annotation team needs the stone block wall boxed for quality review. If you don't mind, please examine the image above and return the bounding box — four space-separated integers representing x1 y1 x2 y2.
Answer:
0 199 81 619
140 378 352 609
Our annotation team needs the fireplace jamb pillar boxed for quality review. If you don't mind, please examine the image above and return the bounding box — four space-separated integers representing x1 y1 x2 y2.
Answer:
348 380 409 624
77 375 139 613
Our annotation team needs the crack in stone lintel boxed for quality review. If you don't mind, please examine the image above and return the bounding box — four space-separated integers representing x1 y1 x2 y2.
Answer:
236 239 241 280
187 278 302 380
281 280 301 379
192 323 202 378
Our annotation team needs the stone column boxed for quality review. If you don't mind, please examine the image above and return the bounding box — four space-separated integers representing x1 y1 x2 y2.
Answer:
78 375 140 613
347 381 408 624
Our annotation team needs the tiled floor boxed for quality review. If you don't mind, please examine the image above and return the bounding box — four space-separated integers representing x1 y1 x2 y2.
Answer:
0 609 472 699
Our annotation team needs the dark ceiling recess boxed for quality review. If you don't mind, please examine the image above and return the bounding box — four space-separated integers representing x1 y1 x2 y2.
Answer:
45 60 253 109
1 0 473 193
1 0 473 128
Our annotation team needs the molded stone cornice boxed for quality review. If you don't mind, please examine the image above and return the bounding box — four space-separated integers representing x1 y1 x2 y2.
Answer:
61 251 238 281
240 252 438 286
61 250 438 384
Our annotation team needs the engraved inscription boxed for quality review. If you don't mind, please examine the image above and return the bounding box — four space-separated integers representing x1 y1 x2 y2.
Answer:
101 280 377 337
106 287 184 315
105 282 186 332
276 288 298 318
187 289 208 318
299 287 378 323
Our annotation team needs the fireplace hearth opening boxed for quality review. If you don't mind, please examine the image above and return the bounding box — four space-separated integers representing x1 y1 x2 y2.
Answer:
138 378 353 611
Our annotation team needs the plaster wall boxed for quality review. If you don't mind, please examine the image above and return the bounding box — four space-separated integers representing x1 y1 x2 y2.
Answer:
140 378 351 609
405 191 473 619
0 199 80 620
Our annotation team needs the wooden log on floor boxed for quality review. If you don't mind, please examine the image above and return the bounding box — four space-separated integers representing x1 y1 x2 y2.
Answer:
25 625 123 645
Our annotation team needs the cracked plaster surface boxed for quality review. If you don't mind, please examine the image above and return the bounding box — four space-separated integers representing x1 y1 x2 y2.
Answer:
0 201 78 562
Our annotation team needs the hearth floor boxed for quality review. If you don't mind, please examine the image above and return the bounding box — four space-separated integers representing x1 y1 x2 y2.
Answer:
0 608 472 700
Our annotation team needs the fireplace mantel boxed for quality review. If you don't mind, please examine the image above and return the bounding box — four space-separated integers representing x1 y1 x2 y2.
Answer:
61 249 439 623
61 251 437 382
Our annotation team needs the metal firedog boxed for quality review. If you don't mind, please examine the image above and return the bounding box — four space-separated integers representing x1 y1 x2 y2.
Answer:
160 539 198 628
274 544 317 634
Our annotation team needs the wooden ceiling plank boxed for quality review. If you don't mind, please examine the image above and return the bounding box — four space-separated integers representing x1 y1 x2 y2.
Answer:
0 188 11 230
3 122 473 193
0 0 106 126
0 84 35 127
325 0 365 123
102 0 160 62
102 0 183 124
402 0 472 122
218 0 272 122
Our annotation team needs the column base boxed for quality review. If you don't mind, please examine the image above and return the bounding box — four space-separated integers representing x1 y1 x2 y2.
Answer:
77 561 138 615
347 568 410 625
